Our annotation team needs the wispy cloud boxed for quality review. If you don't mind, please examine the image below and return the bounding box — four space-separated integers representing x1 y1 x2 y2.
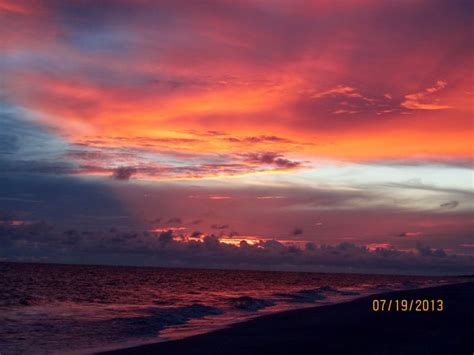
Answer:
1 1 471 168
401 81 452 110
312 85 375 103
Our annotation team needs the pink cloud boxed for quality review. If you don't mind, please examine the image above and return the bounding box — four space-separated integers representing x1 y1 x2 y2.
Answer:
401 80 452 110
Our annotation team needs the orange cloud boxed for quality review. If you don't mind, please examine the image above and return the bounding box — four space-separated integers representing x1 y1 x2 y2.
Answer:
2 0 472 181
312 85 375 103
401 81 452 110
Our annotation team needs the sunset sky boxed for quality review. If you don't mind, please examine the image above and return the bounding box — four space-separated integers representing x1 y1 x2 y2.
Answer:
0 0 473 274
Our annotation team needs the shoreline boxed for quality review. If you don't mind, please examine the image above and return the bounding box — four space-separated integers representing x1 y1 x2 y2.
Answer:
99 281 473 355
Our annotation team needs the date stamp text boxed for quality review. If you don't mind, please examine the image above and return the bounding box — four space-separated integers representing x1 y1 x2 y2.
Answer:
371 299 444 312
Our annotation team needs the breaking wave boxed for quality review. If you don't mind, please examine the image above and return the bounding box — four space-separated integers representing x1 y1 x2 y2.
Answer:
274 286 360 303
95 303 223 338
227 296 275 311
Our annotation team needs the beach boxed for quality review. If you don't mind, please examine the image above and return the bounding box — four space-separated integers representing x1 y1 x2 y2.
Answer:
2 263 462 354
4 1 474 354
102 281 474 355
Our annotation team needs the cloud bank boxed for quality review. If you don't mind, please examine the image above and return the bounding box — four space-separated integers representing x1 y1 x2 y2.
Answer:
1 222 472 275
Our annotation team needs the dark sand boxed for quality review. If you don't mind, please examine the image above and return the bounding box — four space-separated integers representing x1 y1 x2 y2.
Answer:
102 282 474 355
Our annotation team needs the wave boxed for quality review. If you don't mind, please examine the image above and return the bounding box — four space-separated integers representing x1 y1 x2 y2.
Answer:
94 303 223 339
401 281 421 289
274 286 360 303
227 296 275 311
335 289 360 296
274 288 327 303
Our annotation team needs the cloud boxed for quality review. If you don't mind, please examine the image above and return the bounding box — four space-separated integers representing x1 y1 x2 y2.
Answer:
385 180 473 197
369 157 474 169
190 231 202 238
401 81 452 110
256 195 285 200
2 173 472 251
158 230 174 244
0 174 134 229
312 85 375 103
1 0 471 169
292 227 303 236
242 152 301 169
397 232 423 238
0 0 472 275
225 135 292 144
208 195 231 200
112 166 137 180
1 223 472 275
415 243 446 258
0 134 19 154
167 217 182 224
211 224 230 230
0 123 307 180
440 201 459 209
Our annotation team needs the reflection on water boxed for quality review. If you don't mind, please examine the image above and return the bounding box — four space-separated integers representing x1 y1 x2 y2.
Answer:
0 262 458 354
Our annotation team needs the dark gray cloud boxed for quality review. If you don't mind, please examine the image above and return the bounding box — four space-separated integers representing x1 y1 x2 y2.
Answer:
292 227 303 236
211 224 229 230
241 152 301 169
0 109 75 175
440 201 459 209
112 166 137 181
0 174 132 229
190 231 202 238
384 180 474 198
0 223 472 275
416 243 447 258
158 230 174 244
0 134 19 155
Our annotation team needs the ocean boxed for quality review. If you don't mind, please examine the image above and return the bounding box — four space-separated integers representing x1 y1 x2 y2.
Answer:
0 262 459 354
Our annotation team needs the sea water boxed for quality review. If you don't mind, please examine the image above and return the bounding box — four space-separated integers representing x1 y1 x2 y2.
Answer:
0 262 459 354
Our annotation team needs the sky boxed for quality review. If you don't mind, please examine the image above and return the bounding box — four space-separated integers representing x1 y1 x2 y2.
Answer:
0 0 473 274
